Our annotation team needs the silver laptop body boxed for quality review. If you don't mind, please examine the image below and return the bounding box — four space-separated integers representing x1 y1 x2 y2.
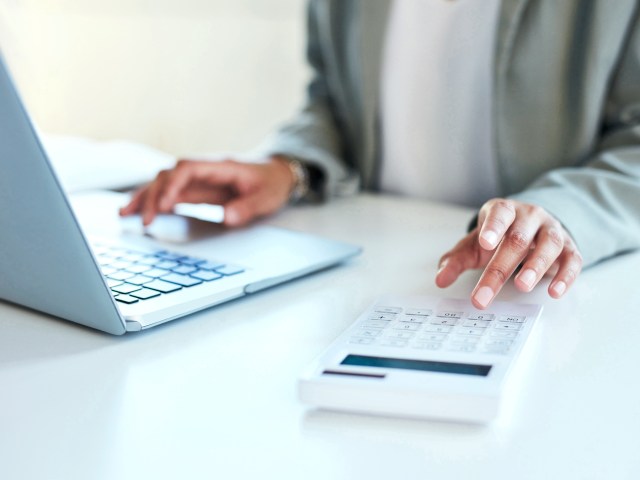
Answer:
0 54 361 335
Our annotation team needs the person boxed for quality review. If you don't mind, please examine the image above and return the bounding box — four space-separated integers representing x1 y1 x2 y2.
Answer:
121 0 640 309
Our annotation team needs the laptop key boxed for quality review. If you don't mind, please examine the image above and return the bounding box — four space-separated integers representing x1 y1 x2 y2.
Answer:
125 264 152 274
172 265 197 275
162 273 203 287
126 275 154 286
156 260 180 270
143 268 170 278
114 294 139 304
107 270 135 281
199 261 226 271
138 256 161 266
190 270 223 281
111 283 142 294
130 288 161 300
215 265 245 276
156 252 183 261
178 257 206 266
145 279 182 293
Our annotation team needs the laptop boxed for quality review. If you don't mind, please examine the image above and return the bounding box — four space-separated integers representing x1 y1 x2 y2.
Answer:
0 54 361 335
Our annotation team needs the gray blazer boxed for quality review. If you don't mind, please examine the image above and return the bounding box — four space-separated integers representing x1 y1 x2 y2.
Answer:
258 0 640 267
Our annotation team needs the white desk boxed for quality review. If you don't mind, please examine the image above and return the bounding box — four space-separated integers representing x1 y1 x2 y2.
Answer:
1 194 639 479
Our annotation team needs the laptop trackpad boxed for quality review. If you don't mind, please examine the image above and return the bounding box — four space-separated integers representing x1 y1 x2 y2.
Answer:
70 190 229 244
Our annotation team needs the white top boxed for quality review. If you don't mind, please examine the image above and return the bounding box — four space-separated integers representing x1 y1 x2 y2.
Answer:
380 0 501 207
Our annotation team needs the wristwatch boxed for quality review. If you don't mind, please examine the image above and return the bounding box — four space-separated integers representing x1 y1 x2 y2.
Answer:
282 156 310 204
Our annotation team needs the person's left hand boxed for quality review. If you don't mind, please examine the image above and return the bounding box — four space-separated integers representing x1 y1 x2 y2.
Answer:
435 198 583 309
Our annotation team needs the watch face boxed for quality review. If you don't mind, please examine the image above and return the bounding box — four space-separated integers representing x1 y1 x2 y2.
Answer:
284 157 310 203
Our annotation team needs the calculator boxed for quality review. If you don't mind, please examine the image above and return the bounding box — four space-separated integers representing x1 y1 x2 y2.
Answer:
298 295 543 423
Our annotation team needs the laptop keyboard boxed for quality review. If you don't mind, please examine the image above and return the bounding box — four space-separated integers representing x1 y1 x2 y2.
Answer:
92 243 245 304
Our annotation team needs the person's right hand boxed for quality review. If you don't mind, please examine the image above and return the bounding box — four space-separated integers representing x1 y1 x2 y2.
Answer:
119 156 295 227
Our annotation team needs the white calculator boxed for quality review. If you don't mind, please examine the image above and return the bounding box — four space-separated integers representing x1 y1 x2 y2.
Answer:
299 295 543 423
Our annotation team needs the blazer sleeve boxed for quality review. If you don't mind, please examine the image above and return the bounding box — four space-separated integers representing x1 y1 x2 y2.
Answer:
509 17 640 267
252 0 359 200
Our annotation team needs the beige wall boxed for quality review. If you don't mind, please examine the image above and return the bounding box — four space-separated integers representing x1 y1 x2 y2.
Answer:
0 0 309 156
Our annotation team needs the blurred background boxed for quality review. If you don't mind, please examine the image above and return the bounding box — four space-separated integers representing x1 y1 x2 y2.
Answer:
0 0 309 157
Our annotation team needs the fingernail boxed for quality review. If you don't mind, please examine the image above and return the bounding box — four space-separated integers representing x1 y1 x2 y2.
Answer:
437 259 449 274
473 286 494 308
518 268 537 291
481 230 499 249
224 208 239 225
552 281 567 297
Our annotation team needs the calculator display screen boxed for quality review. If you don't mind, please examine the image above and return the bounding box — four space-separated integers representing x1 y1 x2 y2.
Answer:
341 354 492 377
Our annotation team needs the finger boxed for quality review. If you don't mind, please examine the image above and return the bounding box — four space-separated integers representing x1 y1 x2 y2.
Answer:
175 185 235 206
514 223 565 292
141 171 169 226
223 190 282 227
435 233 482 288
158 160 219 211
119 186 148 216
548 244 583 299
471 218 540 309
162 159 254 208
477 199 516 250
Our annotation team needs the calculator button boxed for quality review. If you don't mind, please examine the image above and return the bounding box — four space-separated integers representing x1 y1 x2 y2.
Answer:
393 323 421 331
360 320 391 329
483 346 510 355
430 318 458 326
420 333 447 342
451 335 481 345
448 344 476 353
494 323 522 331
424 325 453 333
379 339 409 348
405 308 432 316
437 311 463 319
462 320 491 328
490 330 518 338
374 306 402 314
349 337 374 345
399 316 427 324
467 313 495 321
354 329 382 338
498 315 526 323
485 339 513 347
385 331 415 340
456 327 486 336
370 313 397 321
412 342 442 350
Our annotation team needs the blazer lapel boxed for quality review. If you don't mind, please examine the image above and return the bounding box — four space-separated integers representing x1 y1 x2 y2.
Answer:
493 0 531 193
356 0 391 189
